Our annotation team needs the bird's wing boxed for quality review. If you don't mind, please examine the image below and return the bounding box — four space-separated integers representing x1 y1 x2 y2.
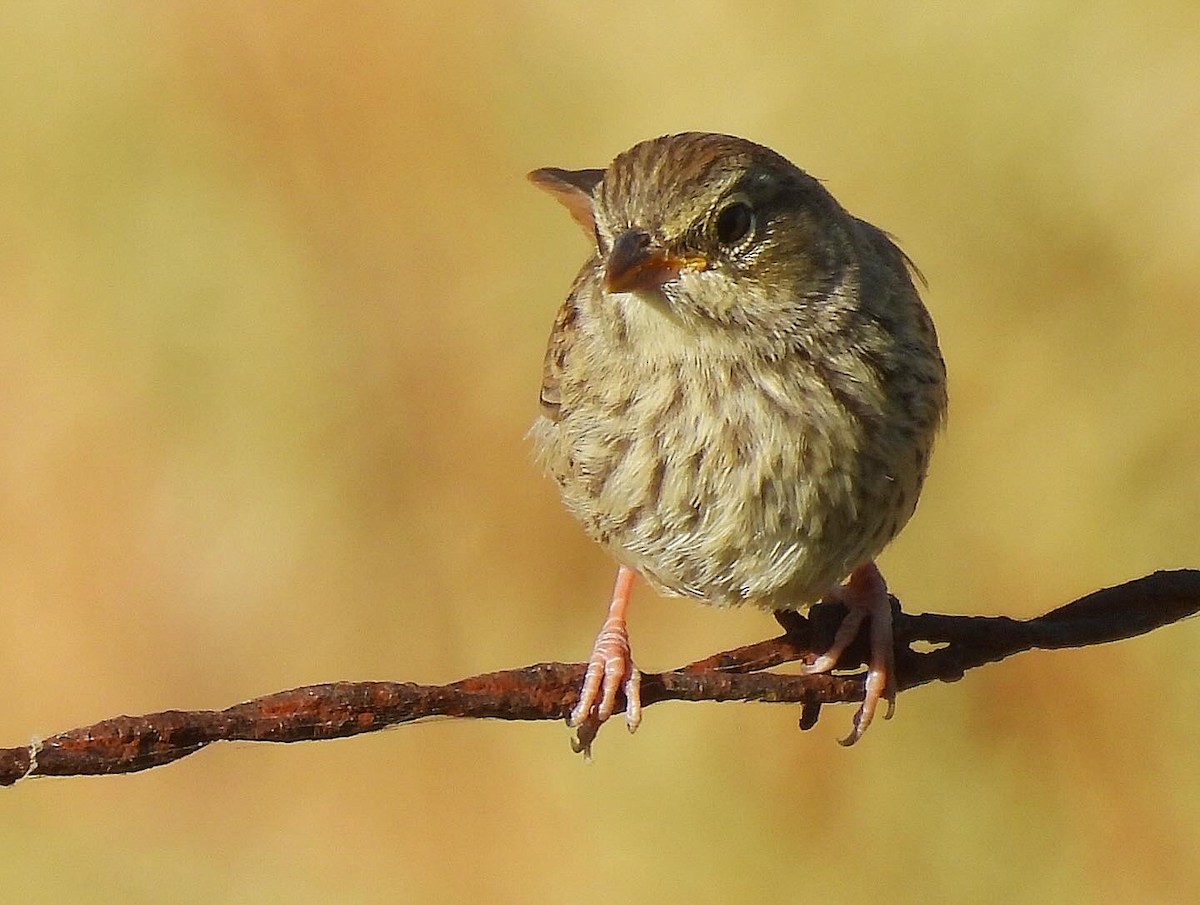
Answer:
539 293 580 422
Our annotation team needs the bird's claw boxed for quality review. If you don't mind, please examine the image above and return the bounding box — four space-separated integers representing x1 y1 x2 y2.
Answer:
804 562 896 745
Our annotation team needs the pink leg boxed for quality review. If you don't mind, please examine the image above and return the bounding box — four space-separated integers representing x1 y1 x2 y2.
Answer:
802 561 896 746
570 565 642 734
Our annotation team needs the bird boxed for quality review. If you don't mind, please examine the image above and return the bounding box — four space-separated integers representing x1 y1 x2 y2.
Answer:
527 133 946 747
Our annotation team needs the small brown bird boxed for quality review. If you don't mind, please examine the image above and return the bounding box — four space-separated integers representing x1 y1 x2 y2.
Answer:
528 133 946 746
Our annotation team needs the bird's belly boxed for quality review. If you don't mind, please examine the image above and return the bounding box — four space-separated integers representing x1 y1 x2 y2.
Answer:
609 421 859 609
535 361 910 610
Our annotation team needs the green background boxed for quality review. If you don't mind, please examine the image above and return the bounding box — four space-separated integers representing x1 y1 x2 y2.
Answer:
2 3 1198 903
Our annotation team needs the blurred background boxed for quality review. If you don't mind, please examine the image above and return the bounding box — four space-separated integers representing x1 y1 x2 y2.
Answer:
2 3 1198 903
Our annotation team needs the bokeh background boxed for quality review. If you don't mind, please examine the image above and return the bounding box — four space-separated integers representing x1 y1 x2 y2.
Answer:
2 3 1199 903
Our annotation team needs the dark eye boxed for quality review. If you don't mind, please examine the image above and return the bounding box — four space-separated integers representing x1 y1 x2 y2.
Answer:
714 200 755 247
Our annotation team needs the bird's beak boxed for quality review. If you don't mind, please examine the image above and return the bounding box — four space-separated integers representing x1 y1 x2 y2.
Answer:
604 229 707 294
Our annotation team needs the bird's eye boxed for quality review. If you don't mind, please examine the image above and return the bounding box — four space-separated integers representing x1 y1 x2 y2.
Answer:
714 200 755 247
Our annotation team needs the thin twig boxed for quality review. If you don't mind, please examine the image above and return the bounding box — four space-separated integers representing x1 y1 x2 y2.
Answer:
2 569 1196 786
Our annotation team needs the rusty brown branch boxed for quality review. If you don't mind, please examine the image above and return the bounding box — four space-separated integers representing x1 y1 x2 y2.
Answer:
2 569 1197 786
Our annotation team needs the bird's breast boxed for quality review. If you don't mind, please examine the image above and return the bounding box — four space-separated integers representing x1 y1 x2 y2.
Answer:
534 339 899 608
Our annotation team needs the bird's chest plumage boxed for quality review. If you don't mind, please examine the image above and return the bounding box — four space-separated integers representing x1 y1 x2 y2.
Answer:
532 298 903 609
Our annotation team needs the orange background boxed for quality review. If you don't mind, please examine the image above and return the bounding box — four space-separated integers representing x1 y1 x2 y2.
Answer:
2 4 1199 903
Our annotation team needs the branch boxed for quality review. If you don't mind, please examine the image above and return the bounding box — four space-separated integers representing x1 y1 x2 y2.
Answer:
2 569 1196 786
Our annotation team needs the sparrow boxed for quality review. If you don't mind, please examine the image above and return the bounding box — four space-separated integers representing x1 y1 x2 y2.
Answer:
528 132 946 746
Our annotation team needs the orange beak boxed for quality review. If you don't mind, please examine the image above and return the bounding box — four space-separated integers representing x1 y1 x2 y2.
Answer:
604 229 706 294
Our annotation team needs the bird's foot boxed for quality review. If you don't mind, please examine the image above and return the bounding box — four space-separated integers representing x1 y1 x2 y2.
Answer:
803 561 896 746
570 566 642 758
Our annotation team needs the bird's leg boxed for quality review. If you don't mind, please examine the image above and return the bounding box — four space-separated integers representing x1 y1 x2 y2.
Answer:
803 561 895 746
570 565 642 739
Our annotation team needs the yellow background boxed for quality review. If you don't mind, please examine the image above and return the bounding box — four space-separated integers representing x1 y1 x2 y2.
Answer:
2 4 1199 903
